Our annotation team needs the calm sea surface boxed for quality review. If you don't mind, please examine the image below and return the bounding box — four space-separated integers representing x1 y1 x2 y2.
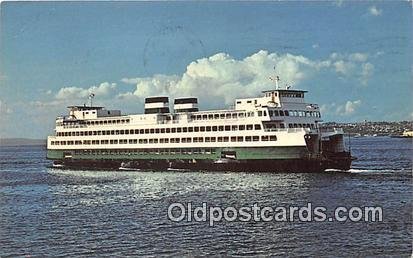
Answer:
0 137 412 257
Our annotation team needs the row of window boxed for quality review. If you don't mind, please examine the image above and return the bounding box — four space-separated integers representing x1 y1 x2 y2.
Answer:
266 110 320 118
59 118 131 127
191 111 255 120
56 124 263 137
73 148 217 155
50 135 277 146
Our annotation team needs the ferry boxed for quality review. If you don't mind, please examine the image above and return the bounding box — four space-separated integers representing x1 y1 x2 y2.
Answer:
46 80 353 172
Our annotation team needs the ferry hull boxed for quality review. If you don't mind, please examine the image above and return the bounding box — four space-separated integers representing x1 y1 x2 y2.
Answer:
47 147 352 172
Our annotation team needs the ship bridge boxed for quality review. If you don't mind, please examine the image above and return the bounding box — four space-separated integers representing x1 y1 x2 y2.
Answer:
234 89 307 111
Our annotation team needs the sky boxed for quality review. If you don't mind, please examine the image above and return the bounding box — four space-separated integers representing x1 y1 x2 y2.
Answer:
0 1 412 138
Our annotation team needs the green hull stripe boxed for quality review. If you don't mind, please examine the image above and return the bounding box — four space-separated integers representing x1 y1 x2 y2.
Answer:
47 147 308 161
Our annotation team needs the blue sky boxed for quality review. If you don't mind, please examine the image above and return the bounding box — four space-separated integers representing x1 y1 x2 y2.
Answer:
0 1 412 138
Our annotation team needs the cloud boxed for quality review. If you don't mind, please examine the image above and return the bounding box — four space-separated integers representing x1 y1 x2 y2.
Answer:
55 82 117 100
349 53 368 62
122 50 341 106
321 100 362 116
333 60 354 75
360 63 374 86
336 100 362 116
33 50 375 115
368 6 382 16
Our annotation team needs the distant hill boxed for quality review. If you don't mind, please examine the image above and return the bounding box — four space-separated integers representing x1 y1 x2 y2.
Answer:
0 138 46 146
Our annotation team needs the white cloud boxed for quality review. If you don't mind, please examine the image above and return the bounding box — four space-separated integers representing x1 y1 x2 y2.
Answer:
312 44 319 49
368 6 382 16
360 63 374 86
349 53 368 62
55 82 117 100
336 100 362 116
333 60 354 75
121 50 336 106
34 50 375 114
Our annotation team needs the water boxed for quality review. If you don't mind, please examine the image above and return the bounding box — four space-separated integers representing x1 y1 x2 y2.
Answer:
0 137 411 256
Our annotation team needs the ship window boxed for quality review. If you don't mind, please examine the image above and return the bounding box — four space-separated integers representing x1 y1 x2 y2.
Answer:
188 127 193 132
298 124 303 128
218 137 223 142
117 120 121 123
237 101 241 104
237 136 243 142
155 129 160 133
279 111 284 116
210 137 216 142
205 137 210 142
270 136 277 141
220 114 225 119
262 136 269 141
225 126 230 131
212 126 217 131
274 110 279 116
206 126 211 132
202 115 207 119
258 111 262 116
263 111 267 116
183 127 187 133
232 125 238 131
289 124 293 128
232 113 237 119
196 115 202 120
255 124 261 130
223 137 229 142
194 127 199 132
218 126 224 131
269 110 273 116
199 126 205 132
247 100 252 103
140 129 144 134
238 113 244 118
135 129 139 134
254 100 257 104
144 129 149 134
239 125 245 131
160 128 165 133
150 129 155 134
214 114 219 119
125 130 129 135
172 128 176 133
208 114 213 119
177 128 182 133
253 136 259 141
149 139 154 144
245 136 252 142
226 113 231 119
164 139 169 143
246 124 253 130
231 137 237 142
193 137 198 143
187 138 192 143
280 124 285 128
166 128 170 133
86 112 89 115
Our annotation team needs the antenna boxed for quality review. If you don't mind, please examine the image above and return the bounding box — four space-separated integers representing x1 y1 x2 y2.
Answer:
88 93 95 107
269 67 280 90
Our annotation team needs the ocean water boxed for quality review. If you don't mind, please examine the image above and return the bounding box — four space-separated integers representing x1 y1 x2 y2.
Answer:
0 137 411 257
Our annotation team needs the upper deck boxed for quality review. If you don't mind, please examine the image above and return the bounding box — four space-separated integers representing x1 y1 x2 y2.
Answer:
55 88 321 131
